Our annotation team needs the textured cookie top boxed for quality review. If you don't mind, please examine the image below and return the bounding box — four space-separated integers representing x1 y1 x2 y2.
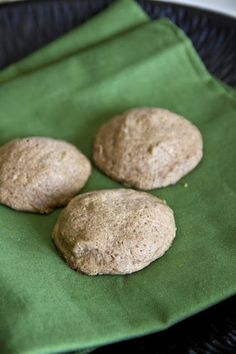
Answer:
93 108 203 189
0 137 91 213
52 189 176 275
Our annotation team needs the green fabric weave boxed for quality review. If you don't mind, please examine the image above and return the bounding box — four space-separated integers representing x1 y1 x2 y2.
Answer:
0 1 235 354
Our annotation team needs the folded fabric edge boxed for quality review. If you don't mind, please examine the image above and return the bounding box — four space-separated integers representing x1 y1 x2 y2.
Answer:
0 0 149 84
21 290 235 354
156 18 236 105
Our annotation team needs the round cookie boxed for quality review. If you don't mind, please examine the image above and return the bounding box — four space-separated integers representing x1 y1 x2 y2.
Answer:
52 189 176 275
0 137 91 213
93 108 203 189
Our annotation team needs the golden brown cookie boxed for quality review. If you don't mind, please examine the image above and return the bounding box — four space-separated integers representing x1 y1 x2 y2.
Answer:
0 137 91 213
52 189 176 275
93 108 203 189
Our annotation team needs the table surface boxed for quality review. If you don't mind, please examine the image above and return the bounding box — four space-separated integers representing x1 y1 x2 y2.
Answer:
1 0 236 17
159 0 236 18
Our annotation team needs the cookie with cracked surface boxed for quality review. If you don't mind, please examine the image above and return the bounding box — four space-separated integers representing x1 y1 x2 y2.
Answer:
93 108 203 189
52 189 176 275
0 137 91 213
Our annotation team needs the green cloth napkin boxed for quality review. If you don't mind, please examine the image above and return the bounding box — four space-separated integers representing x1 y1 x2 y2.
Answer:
0 0 148 83
0 1 236 354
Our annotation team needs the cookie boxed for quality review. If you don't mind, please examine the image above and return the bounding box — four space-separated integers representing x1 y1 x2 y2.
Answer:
52 189 176 275
0 137 91 213
93 108 203 189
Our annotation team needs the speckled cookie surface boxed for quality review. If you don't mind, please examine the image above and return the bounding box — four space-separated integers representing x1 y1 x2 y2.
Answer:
0 137 91 213
52 189 176 275
93 108 203 189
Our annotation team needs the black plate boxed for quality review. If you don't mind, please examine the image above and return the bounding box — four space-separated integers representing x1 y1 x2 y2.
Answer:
0 1 236 353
